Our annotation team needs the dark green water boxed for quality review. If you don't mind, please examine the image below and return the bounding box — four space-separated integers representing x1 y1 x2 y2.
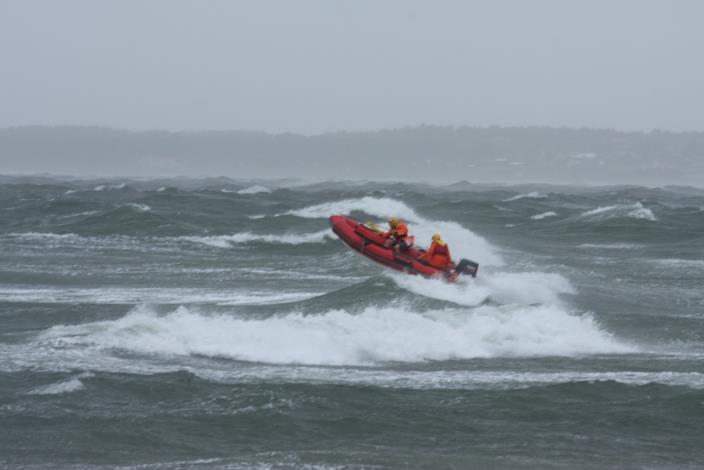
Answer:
1 177 703 469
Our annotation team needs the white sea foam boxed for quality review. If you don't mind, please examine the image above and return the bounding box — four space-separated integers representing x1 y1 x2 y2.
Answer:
0 287 318 305
126 203 151 213
391 270 575 307
181 229 333 248
628 204 657 220
93 183 126 191
157 186 167 192
8 346 701 389
480 271 575 305
577 243 644 250
286 196 420 221
27 373 93 395
237 185 272 194
2 233 169 254
657 258 704 270
33 303 632 367
390 275 491 307
503 192 547 202
203 368 704 390
5 232 81 242
284 197 502 266
581 202 656 221
531 211 557 220
5 337 699 389
56 210 100 220
241 268 365 282
3 230 331 251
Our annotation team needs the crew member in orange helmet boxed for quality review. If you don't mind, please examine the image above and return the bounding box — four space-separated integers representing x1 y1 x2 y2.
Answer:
383 217 411 252
422 233 452 270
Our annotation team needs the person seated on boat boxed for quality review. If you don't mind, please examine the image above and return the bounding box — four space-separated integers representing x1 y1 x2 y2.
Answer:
383 217 411 252
422 233 452 270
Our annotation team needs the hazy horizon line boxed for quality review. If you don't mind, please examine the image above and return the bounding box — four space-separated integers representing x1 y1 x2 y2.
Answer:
2 172 702 192
5 123 704 137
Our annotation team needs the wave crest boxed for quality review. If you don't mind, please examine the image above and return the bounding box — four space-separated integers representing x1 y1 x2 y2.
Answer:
581 202 656 221
37 303 632 366
181 230 333 247
237 185 271 194
503 191 547 202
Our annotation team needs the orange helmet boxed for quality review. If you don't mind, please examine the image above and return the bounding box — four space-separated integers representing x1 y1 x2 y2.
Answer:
396 223 408 236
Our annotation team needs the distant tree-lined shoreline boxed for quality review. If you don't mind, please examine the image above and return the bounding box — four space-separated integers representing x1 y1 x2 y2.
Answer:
1 125 702 185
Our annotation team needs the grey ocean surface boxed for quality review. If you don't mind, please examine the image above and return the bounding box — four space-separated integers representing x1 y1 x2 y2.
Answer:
1 177 703 469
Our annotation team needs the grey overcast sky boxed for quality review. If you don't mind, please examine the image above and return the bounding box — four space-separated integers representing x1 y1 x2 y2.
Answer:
1 0 703 134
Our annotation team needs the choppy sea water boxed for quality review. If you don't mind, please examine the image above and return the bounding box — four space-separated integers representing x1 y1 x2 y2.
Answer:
1 177 703 469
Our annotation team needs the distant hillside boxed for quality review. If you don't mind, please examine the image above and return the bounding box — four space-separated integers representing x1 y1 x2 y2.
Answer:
1 125 703 185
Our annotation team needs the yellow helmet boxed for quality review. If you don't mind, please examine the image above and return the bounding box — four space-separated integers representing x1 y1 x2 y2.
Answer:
432 233 441 241
389 217 399 227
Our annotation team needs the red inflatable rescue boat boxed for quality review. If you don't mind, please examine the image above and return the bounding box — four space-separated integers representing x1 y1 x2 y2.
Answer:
329 215 479 282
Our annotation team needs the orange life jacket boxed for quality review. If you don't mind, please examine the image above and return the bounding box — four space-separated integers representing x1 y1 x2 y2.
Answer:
430 242 449 257
425 241 452 269
384 223 408 239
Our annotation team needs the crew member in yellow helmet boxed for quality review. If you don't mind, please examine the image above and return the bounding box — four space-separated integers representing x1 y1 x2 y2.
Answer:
422 233 452 269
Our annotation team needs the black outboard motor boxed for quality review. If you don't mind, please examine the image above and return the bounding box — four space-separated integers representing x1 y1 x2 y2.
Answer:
455 258 479 278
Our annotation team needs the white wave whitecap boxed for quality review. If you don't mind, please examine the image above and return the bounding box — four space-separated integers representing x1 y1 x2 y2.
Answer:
577 243 644 250
93 183 126 191
285 196 420 221
531 211 557 220
390 270 575 307
283 196 502 266
36 303 633 367
3 231 332 250
237 185 272 194
27 373 93 395
503 191 547 202
126 203 151 213
181 229 333 248
581 202 656 221
200 368 704 390
0 286 318 305
5 232 81 242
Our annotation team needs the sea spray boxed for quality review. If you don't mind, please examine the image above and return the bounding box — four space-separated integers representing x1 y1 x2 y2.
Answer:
390 270 575 307
35 303 632 367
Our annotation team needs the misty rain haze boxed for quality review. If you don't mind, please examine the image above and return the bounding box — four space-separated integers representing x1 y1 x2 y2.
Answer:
1 1 704 469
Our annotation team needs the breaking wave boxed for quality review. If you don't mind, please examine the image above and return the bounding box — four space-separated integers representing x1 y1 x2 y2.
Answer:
581 202 656 221
531 211 557 220
27 373 93 395
35 303 633 367
181 230 333 248
126 203 151 213
237 185 272 194
390 270 575 307
503 192 547 202
93 183 126 191
0 286 319 305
